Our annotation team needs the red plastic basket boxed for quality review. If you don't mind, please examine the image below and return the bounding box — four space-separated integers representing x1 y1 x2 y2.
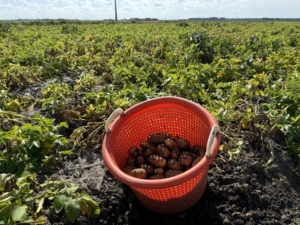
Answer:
102 96 221 213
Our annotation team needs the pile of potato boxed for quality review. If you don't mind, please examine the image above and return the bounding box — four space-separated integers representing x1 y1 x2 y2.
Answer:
123 132 206 179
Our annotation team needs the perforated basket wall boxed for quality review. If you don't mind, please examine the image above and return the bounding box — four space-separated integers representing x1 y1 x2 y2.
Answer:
102 97 220 213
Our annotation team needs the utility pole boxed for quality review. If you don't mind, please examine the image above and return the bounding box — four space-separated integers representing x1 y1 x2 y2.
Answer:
114 0 118 21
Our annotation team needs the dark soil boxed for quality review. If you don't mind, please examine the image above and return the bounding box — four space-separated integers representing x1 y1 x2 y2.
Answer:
41 131 300 225
12 77 300 224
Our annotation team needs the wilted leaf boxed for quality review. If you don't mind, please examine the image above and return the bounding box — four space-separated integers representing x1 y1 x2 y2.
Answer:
219 144 228 152
36 197 44 213
81 191 100 218
22 216 48 224
70 127 87 141
7 100 20 111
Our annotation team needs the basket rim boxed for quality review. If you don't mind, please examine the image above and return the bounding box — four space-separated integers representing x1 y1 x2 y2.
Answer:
102 96 221 189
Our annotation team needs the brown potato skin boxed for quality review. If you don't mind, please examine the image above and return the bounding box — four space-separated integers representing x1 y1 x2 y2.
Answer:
156 144 171 158
149 174 165 179
140 142 157 151
124 134 204 179
128 146 139 157
154 167 164 175
191 145 206 158
135 156 146 166
167 158 183 170
140 148 154 157
165 170 183 178
170 149 180 159
147 154 167 168
123 167 147 179
164 138 179 150
139 164 154 175
147 132 172 145
179 152 194 167
191 152 197 159
192 157 202 167
172 137 191 149
126 157 135 167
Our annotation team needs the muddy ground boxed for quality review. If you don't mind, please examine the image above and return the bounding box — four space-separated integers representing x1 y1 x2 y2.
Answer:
40 130 300 225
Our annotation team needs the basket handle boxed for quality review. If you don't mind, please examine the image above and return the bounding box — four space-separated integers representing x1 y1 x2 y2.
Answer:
105 108 124 132
205 125 219 157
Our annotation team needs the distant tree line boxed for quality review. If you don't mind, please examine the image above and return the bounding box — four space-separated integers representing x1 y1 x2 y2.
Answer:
188 17 300 21
2 17 300 24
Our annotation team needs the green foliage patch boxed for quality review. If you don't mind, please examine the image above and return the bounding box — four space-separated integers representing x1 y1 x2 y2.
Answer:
0 20 299 223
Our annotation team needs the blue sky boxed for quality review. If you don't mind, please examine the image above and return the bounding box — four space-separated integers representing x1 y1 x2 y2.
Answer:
0 0 299 20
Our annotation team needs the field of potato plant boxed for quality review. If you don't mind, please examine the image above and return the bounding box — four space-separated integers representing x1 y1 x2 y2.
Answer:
0 20 300 224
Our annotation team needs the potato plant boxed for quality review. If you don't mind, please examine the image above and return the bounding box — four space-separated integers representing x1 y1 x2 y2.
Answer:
0 20 300 223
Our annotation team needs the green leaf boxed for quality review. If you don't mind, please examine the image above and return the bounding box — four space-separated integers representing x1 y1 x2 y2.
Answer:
27 140 34 149
64 198 80 223
58 122 69 128
54 137 68 146
21 171 31 177
81 191 92 200
0 192 12 203
0 202 12 224
60 150 73 155
64 186 78 195
11 205 27 222
53 195 65 213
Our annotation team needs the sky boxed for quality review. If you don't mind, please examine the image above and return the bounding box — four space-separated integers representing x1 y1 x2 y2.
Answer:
0 0 299 20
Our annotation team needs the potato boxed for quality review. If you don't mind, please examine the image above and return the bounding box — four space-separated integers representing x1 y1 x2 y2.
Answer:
123 166 147 179
156 144 171 158
191 145 206 158
165 170 183 178
192 157 202 167
164 138 179 150
139 164 154 175
147 132 172 145
140 148 154 157
179 152 194 167
149 174 165 179
126 156 135 167
135 156 146 166
172 137 191 149
147 154 167 168
154 167 164 175
167 158 183 170
191 152 198 159
124 133 196 180
170 149 180 159
140 142 157 151
128 146 139 157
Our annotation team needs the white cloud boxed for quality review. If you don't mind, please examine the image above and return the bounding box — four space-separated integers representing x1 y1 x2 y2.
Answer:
0 0 300 20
